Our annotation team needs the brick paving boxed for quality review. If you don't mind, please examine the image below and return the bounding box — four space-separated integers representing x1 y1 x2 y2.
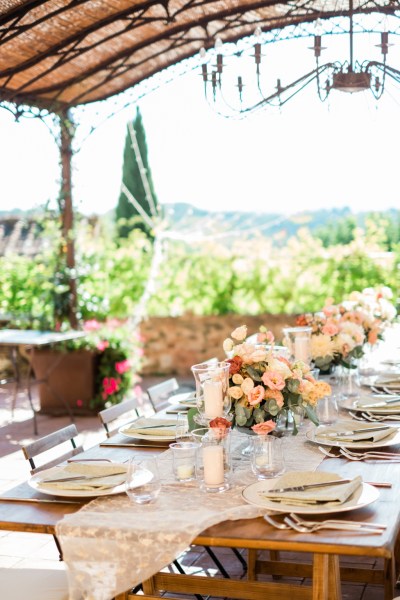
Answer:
0 380 393 599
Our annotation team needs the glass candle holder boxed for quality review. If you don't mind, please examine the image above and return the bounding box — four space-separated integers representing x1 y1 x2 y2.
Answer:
250 435 285 479
195 428 232 493
282 326 312 365
191 361 231 425
170 441 198 482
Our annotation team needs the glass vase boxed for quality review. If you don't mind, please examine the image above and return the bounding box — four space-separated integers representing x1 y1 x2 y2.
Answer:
191 361 231 425
282 326 312 365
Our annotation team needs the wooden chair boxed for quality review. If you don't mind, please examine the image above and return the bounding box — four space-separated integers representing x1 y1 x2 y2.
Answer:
21 424 82 474
98 398 140 438
21 424 83 561
0 567 69 600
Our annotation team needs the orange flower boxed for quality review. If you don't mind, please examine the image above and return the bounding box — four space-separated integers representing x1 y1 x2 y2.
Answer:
251 420 276 435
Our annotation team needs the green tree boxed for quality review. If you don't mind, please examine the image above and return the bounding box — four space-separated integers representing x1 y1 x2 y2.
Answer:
116 107 159 238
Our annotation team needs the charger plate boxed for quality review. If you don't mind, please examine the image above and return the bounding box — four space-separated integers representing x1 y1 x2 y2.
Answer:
242 478 378 514
341 396 400 415
29 466 126 498
306 425 400 449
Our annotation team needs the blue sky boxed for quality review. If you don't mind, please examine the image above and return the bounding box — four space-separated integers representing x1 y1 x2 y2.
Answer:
1 27 399 216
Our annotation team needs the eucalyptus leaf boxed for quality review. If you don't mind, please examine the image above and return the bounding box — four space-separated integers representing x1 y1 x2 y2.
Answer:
304 404 319 426
246 365 263 382
187 408 199 431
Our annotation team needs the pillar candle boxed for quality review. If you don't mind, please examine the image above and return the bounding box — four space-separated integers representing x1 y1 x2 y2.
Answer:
294 336 310 363
203 445 224 485
203 380 223 418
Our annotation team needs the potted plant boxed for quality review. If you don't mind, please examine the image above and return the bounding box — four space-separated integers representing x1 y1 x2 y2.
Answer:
29 319 143 415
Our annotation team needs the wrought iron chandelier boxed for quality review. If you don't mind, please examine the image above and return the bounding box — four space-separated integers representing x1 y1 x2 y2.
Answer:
199 2 400 117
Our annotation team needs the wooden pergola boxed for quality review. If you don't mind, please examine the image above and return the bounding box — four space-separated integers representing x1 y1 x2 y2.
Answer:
0 0 398 326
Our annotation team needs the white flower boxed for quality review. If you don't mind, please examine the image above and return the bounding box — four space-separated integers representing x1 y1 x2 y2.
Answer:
228 386 243 400
334 332 356 354
266 357 292 379
232 373 243 385
231 325 247 341
310 334 335 359
339 321 365 345
223 338 234 353
241 377 254 394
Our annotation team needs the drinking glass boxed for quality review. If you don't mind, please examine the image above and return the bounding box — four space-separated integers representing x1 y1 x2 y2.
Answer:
125 457 161 504
250 435 285 479
316 394 339 425
176 412 190 441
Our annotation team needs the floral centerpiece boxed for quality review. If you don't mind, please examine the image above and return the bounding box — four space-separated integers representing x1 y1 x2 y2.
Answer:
297 287 397 372
223 325 331 434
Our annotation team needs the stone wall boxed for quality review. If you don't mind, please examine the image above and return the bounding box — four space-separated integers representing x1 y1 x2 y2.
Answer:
139 314 298 376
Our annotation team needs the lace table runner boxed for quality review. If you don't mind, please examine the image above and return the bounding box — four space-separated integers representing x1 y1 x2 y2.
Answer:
56 427 326 600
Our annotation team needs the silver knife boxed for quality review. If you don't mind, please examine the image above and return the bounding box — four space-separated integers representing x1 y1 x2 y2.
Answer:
319 425 391 437
359 398 400 408
269 479 352 493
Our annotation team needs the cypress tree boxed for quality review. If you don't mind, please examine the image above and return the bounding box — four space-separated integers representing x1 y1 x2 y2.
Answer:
116 107 159 238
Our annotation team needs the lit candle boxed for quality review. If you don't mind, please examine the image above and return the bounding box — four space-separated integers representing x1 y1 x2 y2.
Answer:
204 380 223 418
203 445 224 486
294 336 310 363
176 464 194 481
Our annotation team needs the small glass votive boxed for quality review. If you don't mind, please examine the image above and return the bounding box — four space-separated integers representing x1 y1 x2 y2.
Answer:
170 441 198 482
316 395 339 425
176 412 190 441
250 435 285 479
195 428 232 493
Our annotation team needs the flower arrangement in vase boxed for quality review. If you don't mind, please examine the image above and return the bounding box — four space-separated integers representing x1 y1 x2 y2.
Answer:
223 325 331 434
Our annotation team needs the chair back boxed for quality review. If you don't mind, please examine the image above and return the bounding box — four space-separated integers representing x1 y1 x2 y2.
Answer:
98 398 140 437
21 424 82 474
146 378 180 412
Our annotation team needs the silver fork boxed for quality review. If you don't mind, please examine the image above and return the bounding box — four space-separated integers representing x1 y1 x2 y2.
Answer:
289 514 386 530
349 411 368 422
264 514 290 529
339 448 400 461
284 516 384 534
361 411 400 422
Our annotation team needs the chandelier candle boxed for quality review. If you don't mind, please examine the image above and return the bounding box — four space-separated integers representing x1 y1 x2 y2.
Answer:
204 380 223 418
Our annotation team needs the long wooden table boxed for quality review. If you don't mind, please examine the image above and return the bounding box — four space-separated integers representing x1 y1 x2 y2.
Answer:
0 431 399 600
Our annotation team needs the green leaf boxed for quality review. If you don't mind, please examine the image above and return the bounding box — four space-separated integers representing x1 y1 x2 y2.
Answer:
187 408 199 431
304 404 319 426
245 365 263 382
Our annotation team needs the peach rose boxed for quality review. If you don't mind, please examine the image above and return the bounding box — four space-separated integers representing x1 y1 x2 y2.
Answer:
248 385 265 406
231 325 247 341
264 388 284 408
251 420 276 435
261 370 285 391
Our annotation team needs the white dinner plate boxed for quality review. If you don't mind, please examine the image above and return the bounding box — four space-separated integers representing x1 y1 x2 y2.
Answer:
168 392 197 408
29 466 126 498
359 375 400 392
119 425 176 442
306 425 400 449
241 479 379 515
341 396 400 415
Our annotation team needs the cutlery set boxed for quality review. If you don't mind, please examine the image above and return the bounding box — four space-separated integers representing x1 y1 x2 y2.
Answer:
318 445 400 462
264 513 386 534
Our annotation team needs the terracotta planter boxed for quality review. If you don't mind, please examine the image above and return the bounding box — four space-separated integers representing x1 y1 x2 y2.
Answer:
29 349 95 416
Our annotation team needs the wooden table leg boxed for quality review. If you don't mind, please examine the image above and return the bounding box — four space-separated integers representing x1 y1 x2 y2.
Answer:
313 554 341 600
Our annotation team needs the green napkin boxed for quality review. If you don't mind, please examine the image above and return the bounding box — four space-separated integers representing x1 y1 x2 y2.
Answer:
122 417 176 437
262 471 362 507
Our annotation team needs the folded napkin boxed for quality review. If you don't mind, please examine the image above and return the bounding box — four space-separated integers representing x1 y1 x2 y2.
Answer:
38 463 127 492
122 417 177 437
355 396 400 412
261 471 362 507
316 422 397 443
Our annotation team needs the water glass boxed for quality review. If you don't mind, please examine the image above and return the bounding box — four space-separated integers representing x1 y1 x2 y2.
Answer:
250 435 285 479
125 457 161 504
176 412 190 441
316 395 339 425
170 441 198 482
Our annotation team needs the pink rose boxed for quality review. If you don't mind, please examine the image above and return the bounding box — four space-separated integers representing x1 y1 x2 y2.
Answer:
248 385 265 406
322 322 339 336
251 420 276 435
261 370 285 390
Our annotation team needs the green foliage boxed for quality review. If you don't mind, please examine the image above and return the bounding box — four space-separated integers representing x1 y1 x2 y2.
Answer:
116 107 158 239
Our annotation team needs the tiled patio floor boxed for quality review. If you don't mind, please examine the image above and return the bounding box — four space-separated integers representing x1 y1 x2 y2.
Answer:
0 380 394 599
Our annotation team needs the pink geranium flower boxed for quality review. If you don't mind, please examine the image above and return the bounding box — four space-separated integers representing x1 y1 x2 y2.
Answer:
261 370 285 390
102 377 120 399
83 319 101 331
115 359 131 374
97 340 109 351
